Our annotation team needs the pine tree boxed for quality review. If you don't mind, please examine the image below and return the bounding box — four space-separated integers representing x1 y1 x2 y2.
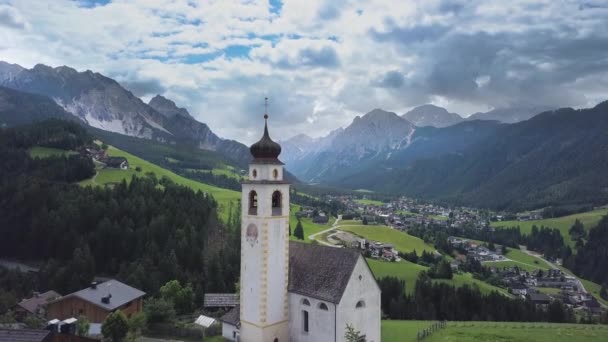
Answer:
344 323 366 342
294 219 305 240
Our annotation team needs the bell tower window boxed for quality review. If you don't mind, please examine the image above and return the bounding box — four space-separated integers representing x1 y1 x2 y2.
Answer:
272 191 282 216
273 169 279 179
252 169 257 179
249 190 258 215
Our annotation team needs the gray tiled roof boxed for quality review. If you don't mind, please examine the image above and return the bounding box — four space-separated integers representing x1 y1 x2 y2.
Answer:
288 241 361 304
0 329 51 342
204 293 239 307
220 305 240 326
17 291 61 314
53 279 145 311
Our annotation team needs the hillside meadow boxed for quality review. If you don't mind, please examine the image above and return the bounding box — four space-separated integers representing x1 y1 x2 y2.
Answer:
337 224 436 254
491 208 608 247
79 145 240 220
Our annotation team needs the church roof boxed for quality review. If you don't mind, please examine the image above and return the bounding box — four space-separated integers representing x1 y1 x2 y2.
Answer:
288 241 362 304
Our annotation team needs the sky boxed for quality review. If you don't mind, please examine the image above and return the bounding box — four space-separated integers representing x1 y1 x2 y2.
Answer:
1 0 607 143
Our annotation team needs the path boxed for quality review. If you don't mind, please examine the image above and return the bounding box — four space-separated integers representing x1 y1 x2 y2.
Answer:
308 215 343 247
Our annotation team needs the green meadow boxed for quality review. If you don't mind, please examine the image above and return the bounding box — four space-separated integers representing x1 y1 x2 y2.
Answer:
79 145 240 221
354 198 384 206
337 224 436 254
491 208 608 247
382 321 608 342
368 259 510 296
289 206 333 243
483 248 550 272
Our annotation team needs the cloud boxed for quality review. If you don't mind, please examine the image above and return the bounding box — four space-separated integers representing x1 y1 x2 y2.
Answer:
0 0 607 142
0 5 26 29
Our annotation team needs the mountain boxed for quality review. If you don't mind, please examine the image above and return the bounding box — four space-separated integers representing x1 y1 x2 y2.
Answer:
0 86 76 126
340 102 608 211
148 94 194 119
402 104 463 128
0 61 251 167
282 109 416 182
467 106 553 123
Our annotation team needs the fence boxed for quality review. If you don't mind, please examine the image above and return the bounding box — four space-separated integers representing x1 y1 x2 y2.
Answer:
416 321 447 341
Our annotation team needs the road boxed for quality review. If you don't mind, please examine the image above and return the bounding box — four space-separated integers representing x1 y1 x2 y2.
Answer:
308 215 342 247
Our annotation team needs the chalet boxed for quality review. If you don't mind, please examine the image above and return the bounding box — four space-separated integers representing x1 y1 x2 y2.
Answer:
46 280 145 323
312 212 329 224
509 283 528 296
103 157 128 170
526 292 551 307
15 291 61 319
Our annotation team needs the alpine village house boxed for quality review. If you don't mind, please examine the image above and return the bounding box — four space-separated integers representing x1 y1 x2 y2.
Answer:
220 111 381 342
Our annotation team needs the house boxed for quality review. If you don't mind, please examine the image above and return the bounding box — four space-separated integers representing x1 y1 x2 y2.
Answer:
15 291 61 319
103 157 128 170
526 292 551 307
312 213 329 224
0 329 51 342
220 305 240 341
45 280 145 323
509 284 528 296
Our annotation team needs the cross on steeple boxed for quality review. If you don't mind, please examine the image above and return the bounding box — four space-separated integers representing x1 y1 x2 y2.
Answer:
264 97 269 120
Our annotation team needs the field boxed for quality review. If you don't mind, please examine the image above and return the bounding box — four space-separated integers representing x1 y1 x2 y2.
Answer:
354 198 384 206
491 208 608 247
484 248 550 272
79 145 240 220
289 206 333 243
337 225 436 254
382 320 608 342
368 259 510 296
29 146 77 158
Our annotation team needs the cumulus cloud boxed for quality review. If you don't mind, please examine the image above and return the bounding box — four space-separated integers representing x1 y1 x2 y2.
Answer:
0 0 607 143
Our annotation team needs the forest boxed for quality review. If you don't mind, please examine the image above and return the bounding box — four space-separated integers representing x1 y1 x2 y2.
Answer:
377 274 606 323
0 120 240 309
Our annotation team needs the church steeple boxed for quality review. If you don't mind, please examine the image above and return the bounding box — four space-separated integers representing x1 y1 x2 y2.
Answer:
249 98 282 161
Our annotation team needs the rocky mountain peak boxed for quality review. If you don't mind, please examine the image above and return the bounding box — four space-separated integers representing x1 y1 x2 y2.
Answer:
148 94 193 119
402 104 463 128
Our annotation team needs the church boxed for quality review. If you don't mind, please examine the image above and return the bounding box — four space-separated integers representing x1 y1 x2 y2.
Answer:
220 110 381 342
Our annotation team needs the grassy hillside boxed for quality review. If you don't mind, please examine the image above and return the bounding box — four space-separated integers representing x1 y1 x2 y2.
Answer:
29 146 77 158
79 145 240 220
354 198 384 206
288 207 333 243
368 259 510 296
491 208 608 247
338 225 436 254
382 321 608 342
483 248 550 272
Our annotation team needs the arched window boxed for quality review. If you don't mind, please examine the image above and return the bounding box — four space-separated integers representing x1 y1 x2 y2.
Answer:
252 169 257 179
274 339 278 342
318 302 328 311
249 190 258 215
272 169 278 179
356 300 366 309
302 298 310 306
272 191 282 216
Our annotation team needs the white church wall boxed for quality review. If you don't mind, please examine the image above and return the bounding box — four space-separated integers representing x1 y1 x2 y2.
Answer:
289 293 336 342
336 257 381 342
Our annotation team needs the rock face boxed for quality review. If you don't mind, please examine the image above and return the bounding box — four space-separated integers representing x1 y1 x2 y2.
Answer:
402 104 463 128
0 61 251 166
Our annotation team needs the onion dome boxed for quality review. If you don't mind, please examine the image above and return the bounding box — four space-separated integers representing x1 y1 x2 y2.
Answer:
250 114 282 160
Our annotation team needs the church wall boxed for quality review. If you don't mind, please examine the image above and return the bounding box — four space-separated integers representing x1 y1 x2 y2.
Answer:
288 293 336 342
336 257 381 342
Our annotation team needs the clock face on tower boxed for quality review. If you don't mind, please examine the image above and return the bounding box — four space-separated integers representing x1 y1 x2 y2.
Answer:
246 223 259 247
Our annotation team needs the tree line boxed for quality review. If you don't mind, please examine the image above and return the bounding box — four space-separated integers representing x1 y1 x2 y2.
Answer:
0 120 240 309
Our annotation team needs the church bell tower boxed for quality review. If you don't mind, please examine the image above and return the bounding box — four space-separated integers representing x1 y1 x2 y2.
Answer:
240 101 290 342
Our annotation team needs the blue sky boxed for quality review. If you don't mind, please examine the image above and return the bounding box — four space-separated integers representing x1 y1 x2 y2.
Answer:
1 0 607 142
